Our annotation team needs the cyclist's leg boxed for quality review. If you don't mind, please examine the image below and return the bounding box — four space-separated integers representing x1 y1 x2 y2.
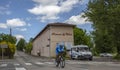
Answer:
56 54 60 67
61 52 65 68
61 52 65 60
55 55 58 62
59 55 65 68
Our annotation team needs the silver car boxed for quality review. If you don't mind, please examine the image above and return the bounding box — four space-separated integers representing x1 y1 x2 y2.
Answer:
100 53 113 57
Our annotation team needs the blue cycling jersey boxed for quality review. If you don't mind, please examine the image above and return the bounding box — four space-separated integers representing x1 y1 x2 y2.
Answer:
56 44 64 55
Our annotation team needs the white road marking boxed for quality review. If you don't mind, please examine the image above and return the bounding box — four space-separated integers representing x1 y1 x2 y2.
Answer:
106 63 120 66
14 63 20 66
44 62 54 64
25 63 32 65
66 62 80 64
81 69 89 70
35 62 44 65
66 61 118 66
0 64 7 67
15 67 26 70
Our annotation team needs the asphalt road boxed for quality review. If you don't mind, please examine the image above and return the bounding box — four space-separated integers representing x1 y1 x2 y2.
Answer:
0 51 120 70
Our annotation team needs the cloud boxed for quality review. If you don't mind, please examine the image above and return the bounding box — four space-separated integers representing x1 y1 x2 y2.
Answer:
60 0 80 12
0 23 8 29
65 13 90 25
0 3 11 15
36 15 59 22
26 17 32 21
20 28 27 31
28 5 61 21
0 18 29 30
80 0 89 5
0 7 11 15
28 23 31 26
33 0 58 5
28 5 60 15
28 0 82 22
16 28 27 31
14 35 24 40
6 18 26 27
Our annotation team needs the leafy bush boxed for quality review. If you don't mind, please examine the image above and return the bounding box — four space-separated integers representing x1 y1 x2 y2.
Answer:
25 43 32 54
0 41 16 59
8 42 16 58
114 54 120 60
0 41 7 56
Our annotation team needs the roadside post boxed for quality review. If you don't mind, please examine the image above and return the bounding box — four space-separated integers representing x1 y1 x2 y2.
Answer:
0 44 8 60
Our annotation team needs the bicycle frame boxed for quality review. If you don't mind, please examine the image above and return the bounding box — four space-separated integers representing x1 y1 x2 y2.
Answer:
56 55 65 68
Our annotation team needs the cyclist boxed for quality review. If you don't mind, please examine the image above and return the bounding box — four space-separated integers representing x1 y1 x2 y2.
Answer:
55 43 65 67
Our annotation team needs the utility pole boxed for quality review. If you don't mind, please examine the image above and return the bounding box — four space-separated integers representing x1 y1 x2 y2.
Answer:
10 28 12 36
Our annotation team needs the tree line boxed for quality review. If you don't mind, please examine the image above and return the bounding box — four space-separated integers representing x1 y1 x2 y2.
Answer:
16 38 33 54
83 0 120 58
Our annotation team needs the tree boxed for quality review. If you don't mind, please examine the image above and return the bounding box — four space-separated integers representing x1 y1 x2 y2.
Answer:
74 27 93 48
84 0 120 55
25 38 33 54
16 38 26 51
0 33 17 44
29 38 33 42
25 43 32 54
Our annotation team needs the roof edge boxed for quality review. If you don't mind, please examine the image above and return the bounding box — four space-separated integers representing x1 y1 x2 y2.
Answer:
32 22 76 42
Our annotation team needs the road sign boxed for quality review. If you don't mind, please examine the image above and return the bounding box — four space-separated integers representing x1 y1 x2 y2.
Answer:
0 44 8 48
0 44 8 60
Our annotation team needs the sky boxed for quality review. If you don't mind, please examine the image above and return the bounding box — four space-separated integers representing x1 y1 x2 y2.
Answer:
0 0 92 42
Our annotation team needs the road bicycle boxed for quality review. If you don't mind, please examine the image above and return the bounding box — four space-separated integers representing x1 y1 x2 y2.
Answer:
56 55 65 68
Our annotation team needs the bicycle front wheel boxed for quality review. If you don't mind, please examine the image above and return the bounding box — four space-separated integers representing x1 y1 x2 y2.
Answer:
60 59 65 68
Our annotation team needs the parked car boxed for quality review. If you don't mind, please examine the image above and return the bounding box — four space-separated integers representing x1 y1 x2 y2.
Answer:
100 53 113 57
69 45 93 60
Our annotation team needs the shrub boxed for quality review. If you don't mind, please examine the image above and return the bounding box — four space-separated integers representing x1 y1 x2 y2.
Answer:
25 43 32 54
0 41 16 59
8 42 16 58
114 54 120 60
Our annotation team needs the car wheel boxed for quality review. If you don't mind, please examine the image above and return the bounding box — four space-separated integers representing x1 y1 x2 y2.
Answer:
71 56 75 60
89 58 92 61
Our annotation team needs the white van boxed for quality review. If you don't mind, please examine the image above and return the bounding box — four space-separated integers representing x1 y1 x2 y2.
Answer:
70 45 93 60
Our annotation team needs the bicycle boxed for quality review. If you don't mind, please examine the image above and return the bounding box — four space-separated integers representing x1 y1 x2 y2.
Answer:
56 55 65 68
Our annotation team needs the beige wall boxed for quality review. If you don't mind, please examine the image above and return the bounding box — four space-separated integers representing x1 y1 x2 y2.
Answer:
50 26 74 57
32 28 50 57
32 36 40 56
32 25 74 57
